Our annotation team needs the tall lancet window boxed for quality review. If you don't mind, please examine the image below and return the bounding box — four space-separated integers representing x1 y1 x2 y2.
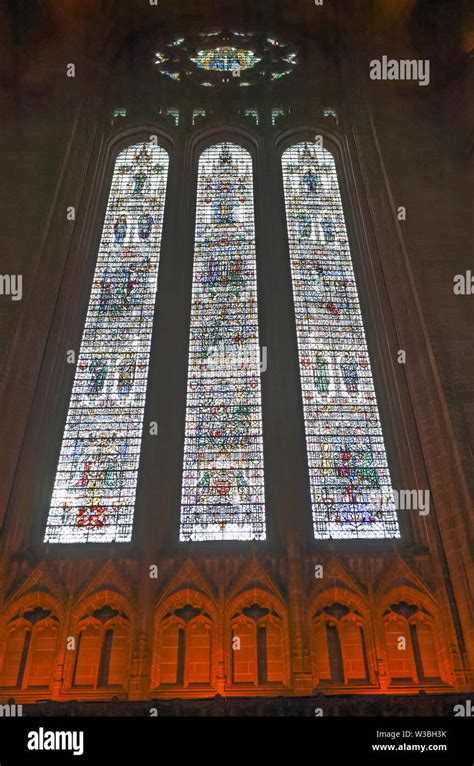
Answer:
45 142 169 543
180 143 266 541
282 142 400 540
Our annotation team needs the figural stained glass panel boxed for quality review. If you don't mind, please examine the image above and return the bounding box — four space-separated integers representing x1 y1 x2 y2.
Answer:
180 143 265 541
281 142 400 539
44 142 169 543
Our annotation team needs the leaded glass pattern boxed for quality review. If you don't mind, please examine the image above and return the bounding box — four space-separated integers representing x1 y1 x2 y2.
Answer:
180 143 265 541
281 142 400 540
191 47 260 72
45 142 169 543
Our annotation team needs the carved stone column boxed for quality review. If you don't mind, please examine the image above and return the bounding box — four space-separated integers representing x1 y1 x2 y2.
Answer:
287 535 313 694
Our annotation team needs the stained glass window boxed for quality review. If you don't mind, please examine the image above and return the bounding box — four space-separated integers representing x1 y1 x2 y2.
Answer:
191 47 260 72
192 109 206 126
271 108 285 126
159 71 180 81
244 109 259 126
180 143 265 541
44 142 169 543
271 71 292 80
281 142 400 540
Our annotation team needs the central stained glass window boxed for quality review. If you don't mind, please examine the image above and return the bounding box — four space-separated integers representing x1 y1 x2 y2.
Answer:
282 142 400 540
191 47 260 72
44 142 169 543
180 143 266 541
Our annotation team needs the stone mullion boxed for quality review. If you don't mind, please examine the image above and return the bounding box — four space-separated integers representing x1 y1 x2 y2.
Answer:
51 587 76 698
216 566 226 694
287 539 313 694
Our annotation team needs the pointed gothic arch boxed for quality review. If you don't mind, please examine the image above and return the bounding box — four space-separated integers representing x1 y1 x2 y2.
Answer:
180 139 266 542
152 588 217 690
281 138 400 541
44 139 170 544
